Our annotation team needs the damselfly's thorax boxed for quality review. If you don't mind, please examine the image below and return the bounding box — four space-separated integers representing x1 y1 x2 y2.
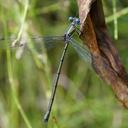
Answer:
64 17 81 42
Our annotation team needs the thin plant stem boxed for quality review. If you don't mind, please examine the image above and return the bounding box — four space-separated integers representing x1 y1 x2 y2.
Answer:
6 50 33 128
12 0 29 46
112 0 118 40
1 2 32 128
106 7 128 23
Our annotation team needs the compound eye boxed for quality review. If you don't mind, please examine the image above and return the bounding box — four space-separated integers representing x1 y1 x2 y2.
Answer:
75 18 80 25
68 16 73 22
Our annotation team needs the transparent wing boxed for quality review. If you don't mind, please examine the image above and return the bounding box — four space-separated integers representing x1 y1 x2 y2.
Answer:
0 35 92 64
0 35 65 50
0 35 65 59
69 38 92 64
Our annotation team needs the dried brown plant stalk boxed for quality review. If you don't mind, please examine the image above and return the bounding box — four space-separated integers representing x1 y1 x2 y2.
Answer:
77 0 128 108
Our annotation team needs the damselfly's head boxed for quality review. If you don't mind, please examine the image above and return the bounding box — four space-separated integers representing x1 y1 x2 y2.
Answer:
68 16 80 25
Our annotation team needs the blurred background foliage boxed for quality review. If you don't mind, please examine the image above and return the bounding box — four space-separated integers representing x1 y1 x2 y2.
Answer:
0 0 128 128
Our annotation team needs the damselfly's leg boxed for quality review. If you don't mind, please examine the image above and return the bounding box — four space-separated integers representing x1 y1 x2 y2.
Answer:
75 27 81 36
44 41 69 122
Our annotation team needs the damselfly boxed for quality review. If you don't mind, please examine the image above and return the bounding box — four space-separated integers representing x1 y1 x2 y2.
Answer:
0 17 92 122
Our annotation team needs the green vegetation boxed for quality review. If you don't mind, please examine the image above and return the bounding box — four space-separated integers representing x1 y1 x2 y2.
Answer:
0 0 128 127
